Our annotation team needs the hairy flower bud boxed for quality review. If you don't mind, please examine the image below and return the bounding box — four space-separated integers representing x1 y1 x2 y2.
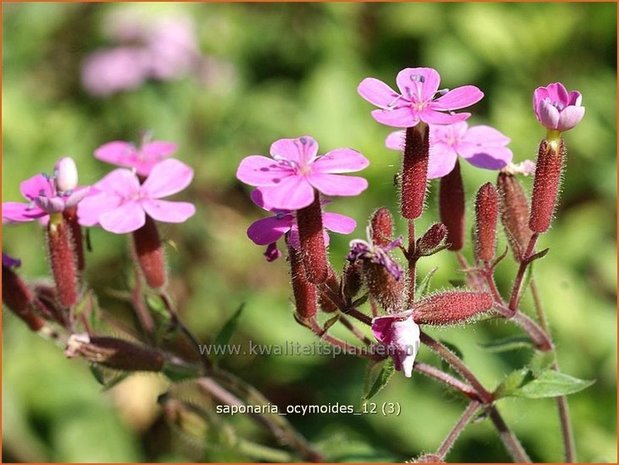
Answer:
295 193 328 284
47 214 78 308
2 258 44 331
401 124 430 219
370 207 394 247
474 183 499 263
132 216 166 288
364 261 405 312
289 246 317 321
63 206 86 271
66 334 164 372
318 268 340 313
342 260 363 302
416 223 448 257
529 138 565 233
439 160 465 251
497 172 533 262
412 291 494 325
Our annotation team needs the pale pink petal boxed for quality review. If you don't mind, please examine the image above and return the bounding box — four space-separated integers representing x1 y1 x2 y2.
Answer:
357 78 401 107
95 168 141 198
270 136 319 165
20 174 53 201
427 145 458 179
537 99 560 129
567 91 582 106
462 125 510 146
389 318 420 378
94 141 136 166
385 130 405 151
141 141 177 159
557 105 585 132
312 148 369 174
371 107 418 128
246 215 294 245
323 212 356 234
2 202 45 223
236 155 293 187
141 159 193 199
396 67 440 102
432 85 484 110
141 199 195 223
545 82 569 106
77 191 123 226
99 200 146 234
259 176 315 210
421 108 470 125
533 86 550 110
308 173 368 197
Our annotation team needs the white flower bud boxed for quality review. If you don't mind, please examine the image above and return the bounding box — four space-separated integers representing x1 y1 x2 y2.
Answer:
55 157 78 192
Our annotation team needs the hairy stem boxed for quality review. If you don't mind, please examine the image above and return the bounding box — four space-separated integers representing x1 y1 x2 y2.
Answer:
435 401 481 460
487 405 531 462
508 233 539 313
407 220 417 307
414 362 479 401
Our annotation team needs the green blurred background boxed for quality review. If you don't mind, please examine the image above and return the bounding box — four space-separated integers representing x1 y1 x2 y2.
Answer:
2 2 616 462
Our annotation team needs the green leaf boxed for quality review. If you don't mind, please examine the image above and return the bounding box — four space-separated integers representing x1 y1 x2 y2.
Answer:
322 314 340 332
416 267 438 296
511 370 595 399
494 368 531 399
363 359 395 403
212 304 245 363
529 350 555 376
479 336 534 353
89 365 130 391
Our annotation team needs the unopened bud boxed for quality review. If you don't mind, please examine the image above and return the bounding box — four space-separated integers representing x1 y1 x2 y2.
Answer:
529 138 565 233
132 216 166 288
474 183 499 263
364 262 404 312
47 214 78 308
416 223 448 256
289 246 317 321
439 160 465 251
54 156 79 192
295 193 328 284
401 124 430 219
2 259 44 331
370 207 394 247
412 291 494 325
66 334 164 371
342 260 363 302
497 172 533 262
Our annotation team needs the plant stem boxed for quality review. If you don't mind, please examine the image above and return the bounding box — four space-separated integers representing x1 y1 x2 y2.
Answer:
508 233 539 313
435 401 481 460
307 317 382 361
487 405 532 462
339 315 373 345
414 362 479 401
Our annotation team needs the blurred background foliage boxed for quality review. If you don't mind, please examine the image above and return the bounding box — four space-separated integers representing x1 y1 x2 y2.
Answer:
2 2 616 462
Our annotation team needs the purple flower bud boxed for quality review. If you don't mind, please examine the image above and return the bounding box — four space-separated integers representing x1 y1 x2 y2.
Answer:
533 82 585 133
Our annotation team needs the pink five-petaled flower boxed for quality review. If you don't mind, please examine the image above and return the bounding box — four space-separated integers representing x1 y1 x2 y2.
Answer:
533 82 585 133
77 159 195 234
2 157 88 224
94 137 178 177
247 190 356 262
358 67 484 128
386 122 513 179
236 136 369 211
371 315 420 378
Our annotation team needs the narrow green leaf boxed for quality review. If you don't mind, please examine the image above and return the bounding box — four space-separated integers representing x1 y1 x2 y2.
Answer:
494 368 530 399
512 370 595 399
479 336 534 353
363 359 395 402
416 267 438 296
212 304 245 363
322 314 340 332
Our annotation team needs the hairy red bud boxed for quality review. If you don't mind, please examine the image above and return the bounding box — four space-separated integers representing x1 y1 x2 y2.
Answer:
364 262 404 312
47 215 78 308
132 216 166 288
66 335 164 371
289 246 317 321
474 183 499 262
295 193 328 284
529 139 565 233
497 173 533 262
439 160 465 251
370 207 394 247
318 268 340 313
2 265 44 331
401 124 430 219
412 291 494 325
416 223 448 256
342 260 363 302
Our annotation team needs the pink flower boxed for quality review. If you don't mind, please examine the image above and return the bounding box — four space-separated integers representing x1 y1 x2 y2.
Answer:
386 122 513 179
247 190 356 262
236 136 369 210
94 138 178 176
3 158 89 224
533 82 585 132
371 315 420 378
358 67 484 128
77 159 195 234
81 47 150 97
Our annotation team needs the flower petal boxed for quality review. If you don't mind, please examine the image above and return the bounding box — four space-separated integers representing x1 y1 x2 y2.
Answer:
246 215 293 245
141 199 195 223
142 141 178 159
259 176 315 210
99 200 146 234
77 191 121 226
270 136 318 165
312 148 369 174
371 107 418 128
371 316 395 344
421 108 470 125
94 141 136 167
462 125 510 146
141 159 193 198
2 202 46 223
396 67 440 102
20 174 53 201
432 85 484 110
323 212 356 234
427 144 459 179
308 173 368 197
537 99 560 130
460 145 513 170
236 155 293 187
557 105 585 132
357 78 401 107
385 130 405 151
95 168 141 198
